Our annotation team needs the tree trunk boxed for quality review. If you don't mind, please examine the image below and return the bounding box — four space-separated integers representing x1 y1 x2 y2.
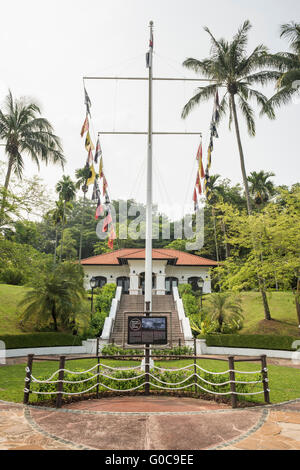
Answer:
212 207 220 262
231 93 272 321
295 273 300 328
60 200 66 262
230 94 252 215
220 219 230 259
0 154 14 225
78 192 86 262
51 306 58 331
53 228 58 266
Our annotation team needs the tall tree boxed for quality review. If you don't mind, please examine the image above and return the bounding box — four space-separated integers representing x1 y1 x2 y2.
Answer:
267 22 300 108
0 91 65 222
55 175 76 262
182 20 279 320
75 166 90 262
247 170 276 207
181 20 279 214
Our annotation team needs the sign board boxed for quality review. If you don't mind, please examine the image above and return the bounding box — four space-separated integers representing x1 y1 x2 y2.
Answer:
128 316 168 345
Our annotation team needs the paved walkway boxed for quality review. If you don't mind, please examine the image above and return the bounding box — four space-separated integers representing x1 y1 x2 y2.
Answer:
1 398 300 450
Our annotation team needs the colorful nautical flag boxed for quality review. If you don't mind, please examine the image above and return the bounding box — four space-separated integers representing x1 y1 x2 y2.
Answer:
85 132 94 152
99 156 104 178
204 168 212 201
103 174 108 195
94 138 102 164
197 141 205 179
196 172 202 195
95 197 104 220
87 148 94 165
87 164 96 186
102 211 112 233
84 87 91 116
80 115 89 137
212 89 220 124
108 225 117 250
146 27 153 68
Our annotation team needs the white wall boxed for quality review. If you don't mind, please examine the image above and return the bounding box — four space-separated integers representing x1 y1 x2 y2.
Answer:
82 265 129 289
82 262 212 293
166 266 211 293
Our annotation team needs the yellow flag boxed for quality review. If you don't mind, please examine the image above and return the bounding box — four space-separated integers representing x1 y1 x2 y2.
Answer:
87 164 96 186
85 132 94 152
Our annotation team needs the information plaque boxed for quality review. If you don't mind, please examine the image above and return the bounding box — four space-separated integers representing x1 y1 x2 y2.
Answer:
127 316 168 345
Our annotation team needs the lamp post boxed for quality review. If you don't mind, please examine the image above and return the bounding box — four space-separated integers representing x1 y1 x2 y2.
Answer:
198 278 205 310
90 276 97 315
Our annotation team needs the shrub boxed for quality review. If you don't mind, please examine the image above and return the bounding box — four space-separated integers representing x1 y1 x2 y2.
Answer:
95 284 116 315
0 333 82 349
101 344 194 357
0 267 24 285
32 366 261 401
203 334 300 351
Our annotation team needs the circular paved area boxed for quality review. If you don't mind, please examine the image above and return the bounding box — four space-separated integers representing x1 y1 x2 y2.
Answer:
1 398 300 450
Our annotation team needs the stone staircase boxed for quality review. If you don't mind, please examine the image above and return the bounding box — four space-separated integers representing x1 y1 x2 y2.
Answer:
109 294 185 347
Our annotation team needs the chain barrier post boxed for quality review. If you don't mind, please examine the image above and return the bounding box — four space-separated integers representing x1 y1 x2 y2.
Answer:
261 355 270 404
228 356 237 409
56 356 66 409
23 354 34 405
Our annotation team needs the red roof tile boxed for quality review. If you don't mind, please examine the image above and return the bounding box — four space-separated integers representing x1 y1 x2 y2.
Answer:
80 249 218 266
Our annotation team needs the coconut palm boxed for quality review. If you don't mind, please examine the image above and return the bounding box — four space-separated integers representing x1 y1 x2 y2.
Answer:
0 91 65 221
182 21 277 321
267 22 300 108
247 170 276 207
206 293 244 333
47 200 64 266
75 166 90 262
55 175 76 262
181 20 280 215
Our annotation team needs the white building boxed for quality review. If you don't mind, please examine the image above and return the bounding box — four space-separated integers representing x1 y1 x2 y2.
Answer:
81 248 218 295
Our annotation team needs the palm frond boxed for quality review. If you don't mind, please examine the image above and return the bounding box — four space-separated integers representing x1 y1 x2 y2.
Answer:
238 95 256 136
181 84 218 119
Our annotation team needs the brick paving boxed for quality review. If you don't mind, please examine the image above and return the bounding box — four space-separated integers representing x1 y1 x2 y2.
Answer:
1 398 300 450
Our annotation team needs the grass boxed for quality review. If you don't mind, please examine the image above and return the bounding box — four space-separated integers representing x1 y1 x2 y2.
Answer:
239 291 299 336
0 358 299 405
0 284 298 338
0 284 30 335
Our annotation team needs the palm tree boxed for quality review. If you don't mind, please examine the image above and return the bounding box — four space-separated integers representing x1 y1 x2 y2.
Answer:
75 166 90 262
182 21 277 321
206 293 244 333
48 200 64 266
0 91 65 221
19 262 85 331
55 175 76 262
267 22 300 108
247 171 276 207
181 20 279 215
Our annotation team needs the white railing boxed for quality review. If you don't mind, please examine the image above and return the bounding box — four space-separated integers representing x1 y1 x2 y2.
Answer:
101 286 122 340
172 286 193 340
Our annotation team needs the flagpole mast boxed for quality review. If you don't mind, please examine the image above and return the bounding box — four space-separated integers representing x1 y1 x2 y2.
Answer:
145 20 153 313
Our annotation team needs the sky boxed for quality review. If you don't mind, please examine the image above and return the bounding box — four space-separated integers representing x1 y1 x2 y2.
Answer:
0 0 299 219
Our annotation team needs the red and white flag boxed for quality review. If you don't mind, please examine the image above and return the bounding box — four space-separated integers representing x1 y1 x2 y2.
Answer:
80 115 89 137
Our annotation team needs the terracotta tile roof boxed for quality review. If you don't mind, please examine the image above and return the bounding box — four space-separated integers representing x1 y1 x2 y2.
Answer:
80 248 218 266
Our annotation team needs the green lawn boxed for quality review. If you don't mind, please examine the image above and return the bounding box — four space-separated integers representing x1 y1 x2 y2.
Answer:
0 284 298 338
239 291 299 336
0 284 30 336
0 358 299 405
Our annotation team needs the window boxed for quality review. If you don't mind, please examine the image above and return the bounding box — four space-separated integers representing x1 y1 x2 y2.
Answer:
188 277 204 292
165 277 178 295
94 276 107 288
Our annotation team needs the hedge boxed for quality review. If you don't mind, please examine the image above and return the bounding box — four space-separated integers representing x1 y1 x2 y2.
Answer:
0 333 82 350
202 334 300 351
